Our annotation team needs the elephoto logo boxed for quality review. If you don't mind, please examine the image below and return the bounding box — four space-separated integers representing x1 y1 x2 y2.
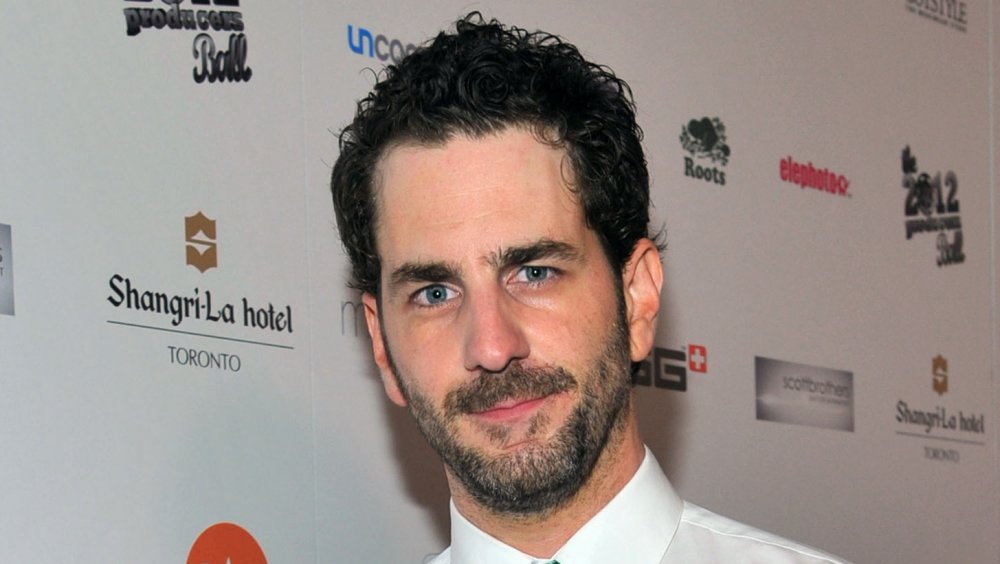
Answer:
779 155 851 198
187 522 267 564
0 224 13 315
680 117 729 186
755 356 854 432
186 211 218 273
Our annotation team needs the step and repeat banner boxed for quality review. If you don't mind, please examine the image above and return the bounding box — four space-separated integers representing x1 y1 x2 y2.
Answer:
1 1 997 563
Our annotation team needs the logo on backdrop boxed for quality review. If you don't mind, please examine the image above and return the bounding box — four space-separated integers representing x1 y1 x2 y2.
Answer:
755 356 854 432
932 354 948 395
905 0 968 33
106 211 296 372
779 156 851 198
122 0 252 84
347 24 418 65
680 117 729 186
186 212 218 272
900 146 964 267
187 522 267 564
0 223 14 316
635 343 708 392
895 355 987 462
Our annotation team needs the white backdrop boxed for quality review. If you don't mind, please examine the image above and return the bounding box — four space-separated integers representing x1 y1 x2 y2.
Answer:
0 1 997 563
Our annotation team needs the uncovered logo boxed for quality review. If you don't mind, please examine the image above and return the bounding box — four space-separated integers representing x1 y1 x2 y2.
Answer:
680 117 729 186
0 223 13 316
900 145 964 267
122 0 252 84
187 522 267 564
347 24 417 65
779 155 850 198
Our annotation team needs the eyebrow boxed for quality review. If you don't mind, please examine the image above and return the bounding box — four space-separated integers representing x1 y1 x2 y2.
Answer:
486 239 583 270
387 239 583 291
389 261 460 289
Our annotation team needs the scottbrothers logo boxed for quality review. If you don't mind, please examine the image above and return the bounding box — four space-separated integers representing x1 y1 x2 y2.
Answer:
755 356 854 432
779 155 851 198
680 117 729 186
347 24 417 65
900 146 964 267
122 0 252 84
0 223 13 316
186 212 218 272
635 343 708 391
905 0 968 33
188 522 267 564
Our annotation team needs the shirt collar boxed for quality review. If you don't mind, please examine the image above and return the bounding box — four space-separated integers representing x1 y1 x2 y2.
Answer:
448 446 684 564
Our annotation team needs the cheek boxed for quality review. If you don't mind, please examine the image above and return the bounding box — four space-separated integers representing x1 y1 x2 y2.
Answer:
528 293 618 366
383 317 460 398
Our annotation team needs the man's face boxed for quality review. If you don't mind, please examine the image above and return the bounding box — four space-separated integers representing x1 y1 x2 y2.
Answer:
363 127 637 515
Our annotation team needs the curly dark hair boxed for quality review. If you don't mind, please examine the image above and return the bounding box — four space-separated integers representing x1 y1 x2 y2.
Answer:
331 13 657 295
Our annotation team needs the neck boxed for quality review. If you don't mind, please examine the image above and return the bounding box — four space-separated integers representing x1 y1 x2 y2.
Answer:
448 407 645 558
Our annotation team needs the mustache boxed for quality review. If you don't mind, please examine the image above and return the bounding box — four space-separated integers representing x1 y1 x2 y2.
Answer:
444 363 578 416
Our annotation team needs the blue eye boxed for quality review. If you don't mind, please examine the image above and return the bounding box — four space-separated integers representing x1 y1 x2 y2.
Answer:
517 266 553 283
415 284 454 306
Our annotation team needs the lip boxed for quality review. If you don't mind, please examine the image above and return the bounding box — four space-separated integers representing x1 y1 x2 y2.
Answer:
473 395 549 423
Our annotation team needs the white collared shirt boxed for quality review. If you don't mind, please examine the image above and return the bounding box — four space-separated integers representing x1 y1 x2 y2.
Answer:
423 447 850 564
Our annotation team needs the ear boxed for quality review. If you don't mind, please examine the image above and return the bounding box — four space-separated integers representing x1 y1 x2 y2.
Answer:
621 238 663 362
362 292 407 407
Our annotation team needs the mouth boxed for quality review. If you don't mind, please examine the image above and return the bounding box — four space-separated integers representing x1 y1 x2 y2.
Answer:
471 393 560 423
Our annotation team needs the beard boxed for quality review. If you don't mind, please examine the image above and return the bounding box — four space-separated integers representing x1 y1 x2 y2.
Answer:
384 303 633 516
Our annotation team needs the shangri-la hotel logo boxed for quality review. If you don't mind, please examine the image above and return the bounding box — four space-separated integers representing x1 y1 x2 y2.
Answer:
932 355 948 396
186 212 218 273
187 522 267 564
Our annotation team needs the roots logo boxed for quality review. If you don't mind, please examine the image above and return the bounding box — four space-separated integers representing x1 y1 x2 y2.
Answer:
187 522 267 564
122 0 252 84
680 117 729 186
635 343 708 392
932 355 948 395
900 146 964 267
0 223 13 316
186 212 218 273
347 25 417 65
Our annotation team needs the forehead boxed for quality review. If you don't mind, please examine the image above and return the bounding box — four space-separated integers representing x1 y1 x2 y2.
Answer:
372 128 587 265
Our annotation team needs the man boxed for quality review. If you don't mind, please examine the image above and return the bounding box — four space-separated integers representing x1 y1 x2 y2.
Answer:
331 14 848 564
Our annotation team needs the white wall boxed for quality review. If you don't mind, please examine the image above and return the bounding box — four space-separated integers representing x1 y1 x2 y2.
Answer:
0 1 995 562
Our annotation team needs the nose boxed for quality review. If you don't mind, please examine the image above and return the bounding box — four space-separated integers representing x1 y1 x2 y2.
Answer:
461 289 530 373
